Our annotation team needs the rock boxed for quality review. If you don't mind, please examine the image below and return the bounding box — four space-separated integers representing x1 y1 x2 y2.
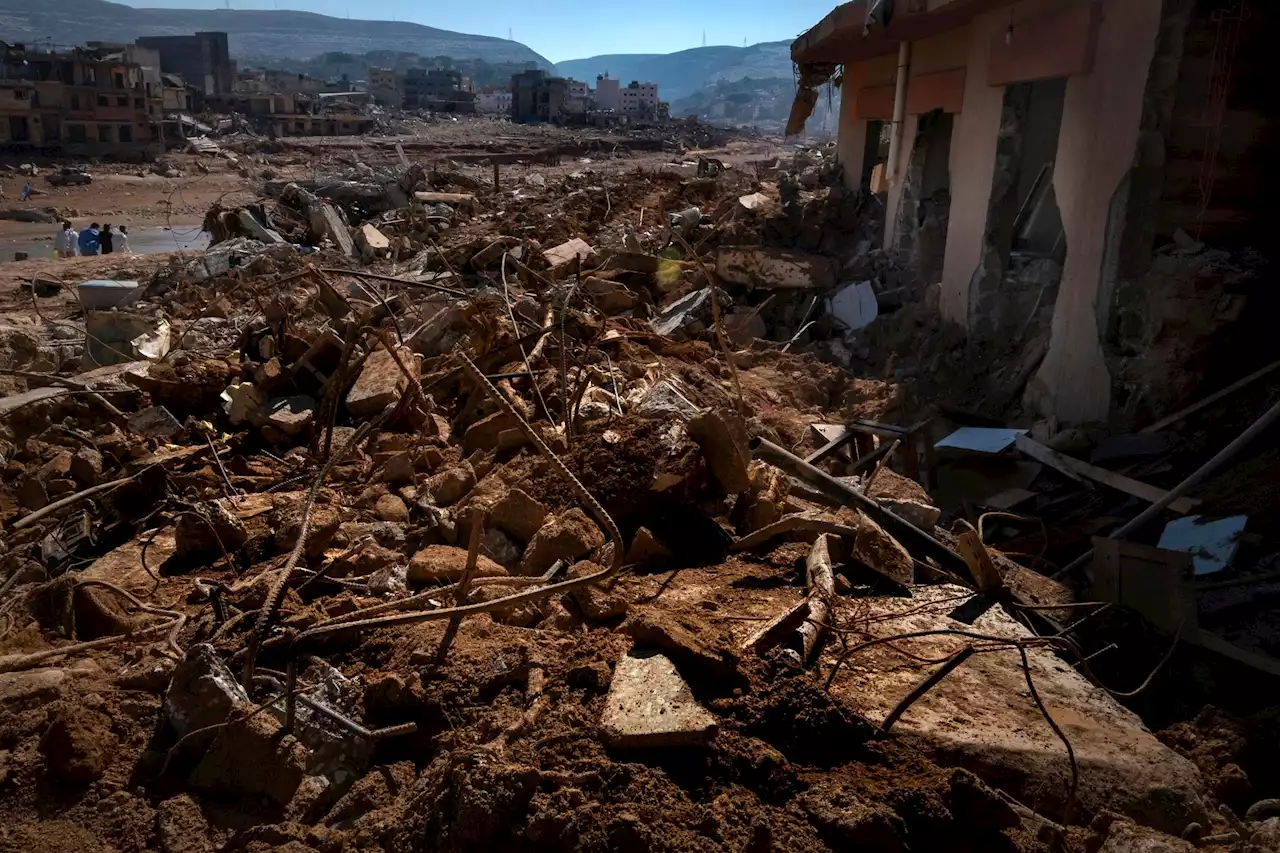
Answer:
374 493 409 523
157 794 216 853
346 345 414 417
1097 820 1196 853
1251 818 1280 851
260 395 315 437
236 208 285 244
601 651 718 748
189 712 307 805
520 508 605 576
70 447 104 487
797 784 905 853
40 703 117 783
355 223 390 260
884 499 941 530
847 512 915 585
467 582 540 627
463 411 518 453
738 461 791 534
715 246 836 290
625 527 673 565
945 769 1019 830
582 276 640 314
688 408 750 494
0 668 68 712
381 451 414 483
222 382 267 425
273 492 342 558
490 488 546 543
542 238 596 276
567 561 629 621
427 462 476 507
620 607 736 680
407 544 507 586
724 307 767 346
634 377 701 420
285 775 332 825
650 287 728 339
163 643 251 739
38 450 73 482
175 500 250 560
482 527 521 569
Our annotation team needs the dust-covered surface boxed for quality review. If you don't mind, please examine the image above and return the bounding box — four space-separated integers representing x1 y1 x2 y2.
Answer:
1 118 1279 853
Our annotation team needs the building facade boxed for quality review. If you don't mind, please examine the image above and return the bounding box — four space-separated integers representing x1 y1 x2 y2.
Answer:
476 85 512 114
136 32 233 96
595 74 620 110
619 80 659 116
404 68 475 112
790 0 1280 426
511 70 571 123
367 67 401 108
1 41 164 158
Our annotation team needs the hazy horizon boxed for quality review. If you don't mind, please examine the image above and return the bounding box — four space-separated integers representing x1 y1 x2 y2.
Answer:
111 0 834 63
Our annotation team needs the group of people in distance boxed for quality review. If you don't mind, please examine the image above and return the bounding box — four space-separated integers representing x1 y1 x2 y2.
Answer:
54 222 131 258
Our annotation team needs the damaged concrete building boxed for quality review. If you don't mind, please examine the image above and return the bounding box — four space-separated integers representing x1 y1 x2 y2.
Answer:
791 0 1280 427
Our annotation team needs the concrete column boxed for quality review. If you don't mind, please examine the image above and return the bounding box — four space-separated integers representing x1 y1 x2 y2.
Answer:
1031 0 1164 424
836 62 868 190
883 113 919 252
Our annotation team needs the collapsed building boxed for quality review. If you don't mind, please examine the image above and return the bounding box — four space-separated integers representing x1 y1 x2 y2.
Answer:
789 0 1280 429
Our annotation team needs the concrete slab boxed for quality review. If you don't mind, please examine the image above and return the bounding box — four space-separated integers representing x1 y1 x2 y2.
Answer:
715 246 835 290
542 238 596 276
825 585 1208 834
602 650 718 748
77 280 141 310
346 345 413 417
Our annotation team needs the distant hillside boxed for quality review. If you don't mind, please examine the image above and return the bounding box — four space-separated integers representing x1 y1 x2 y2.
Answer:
555 41 793 101
0 0 552 68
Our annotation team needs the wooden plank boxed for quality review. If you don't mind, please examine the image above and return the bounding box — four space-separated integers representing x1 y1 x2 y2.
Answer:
1141 358 1280 434
1091 538 1197 638
1014 435 1200 514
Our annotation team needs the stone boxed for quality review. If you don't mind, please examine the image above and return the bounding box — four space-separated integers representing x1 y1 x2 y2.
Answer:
374 493 410 523
40 703 117 783
601 651 718 748
625 527 673 565
520 508 605 576
884 498 941 530
175 501 249 560
633 377 701 420
828 585 1209 834
427 462 476 507
346 345 414 417
490 488 546 543
620 608 736 680
312 202 355 257
724 307 767 346
1097 820 1195 853
542 238 596 276
38 450 73 482
688 408 750 494
650 287 725 339
1250 818 1280 851
407 544 507 586
69 447 103 486
796 784 905 853
463 411 518 453
77 279 142 310
582 276 640 314
0 668 68 712
189 712 307 805
222 382 268 426
715 246 836 290
157 794 216 853
260 395 315 437
381 451 414 483
236 208 286 244
944 768 1019 830
355 223 390 259
164 644 251 738
847 512 915 585
567 561 629 621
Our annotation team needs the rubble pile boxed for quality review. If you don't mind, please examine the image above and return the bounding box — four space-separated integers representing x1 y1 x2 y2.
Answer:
2 146 1279 853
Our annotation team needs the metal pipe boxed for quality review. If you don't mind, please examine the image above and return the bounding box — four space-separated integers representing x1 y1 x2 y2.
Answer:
885 40 912 185
1055 393 1280 580
750 437 970 579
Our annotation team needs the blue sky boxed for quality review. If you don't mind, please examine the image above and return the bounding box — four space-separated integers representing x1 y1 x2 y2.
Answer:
116 0 836 63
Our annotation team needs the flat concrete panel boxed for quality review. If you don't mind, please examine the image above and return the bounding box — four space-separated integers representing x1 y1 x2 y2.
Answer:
906 67 967 115
988 2 1101 86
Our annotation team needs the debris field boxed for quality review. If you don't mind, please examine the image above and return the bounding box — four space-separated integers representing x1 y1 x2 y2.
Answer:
2 129 1280 853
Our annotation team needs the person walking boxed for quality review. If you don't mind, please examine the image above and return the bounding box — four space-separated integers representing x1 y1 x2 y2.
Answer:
57 221 77 258
101 223 114 255
116 225 131 254
78 222 101 256
21 182 30 202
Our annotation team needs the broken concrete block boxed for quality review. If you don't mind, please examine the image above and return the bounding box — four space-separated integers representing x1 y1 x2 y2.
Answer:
582 276 640 314
737 192 772 213
236 209 286 244
157 794 216 853
0 668 69 713
355 223 390 260
633 377 702 420
128 405 184 439
847 512 915 585
827 585 1210 834
625 527 673 565
84 311 161 366
222 382 268 426
650 287 728 339
413 191 477 212
520 508 605 576
346 344 414 417
567 561 628 621
715 246 836 290
688 408 750 494
489 488 546 543
463 411 518 454
407 544 507 586
164 644 251 739
311 203 355 257
724 307 767 346
542 238 596 276
77 280 141 310
884 499 941 530
259 395 315 437
426 462 476 507
175 500 250 560
189 712 307 805
601 651 718 748
605 251 662 274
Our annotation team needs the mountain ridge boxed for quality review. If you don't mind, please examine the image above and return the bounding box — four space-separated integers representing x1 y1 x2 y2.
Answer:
555 41 793 101
0 0 552 68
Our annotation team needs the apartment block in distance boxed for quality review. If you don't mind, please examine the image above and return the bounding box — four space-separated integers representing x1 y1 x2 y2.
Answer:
619 80 659 116
1 41 164 159
136 31 233 96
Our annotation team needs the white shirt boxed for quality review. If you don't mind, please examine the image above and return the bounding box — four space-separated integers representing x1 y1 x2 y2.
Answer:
116 231 131 253
58 229 76 254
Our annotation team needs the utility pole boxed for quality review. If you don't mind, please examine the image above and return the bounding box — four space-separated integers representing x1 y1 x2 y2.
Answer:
701 30 706 47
